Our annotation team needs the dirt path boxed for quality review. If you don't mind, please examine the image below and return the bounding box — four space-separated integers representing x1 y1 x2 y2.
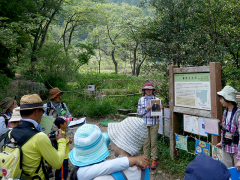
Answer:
51 117 183 180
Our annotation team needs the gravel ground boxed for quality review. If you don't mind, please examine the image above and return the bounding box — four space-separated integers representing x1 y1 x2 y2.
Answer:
50 117 183 180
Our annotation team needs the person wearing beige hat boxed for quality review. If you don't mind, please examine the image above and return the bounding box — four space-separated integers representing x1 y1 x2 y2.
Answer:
216 86 240 169
43 87 75 120
3 94 67 179
9 107 21 128
0 96 18 133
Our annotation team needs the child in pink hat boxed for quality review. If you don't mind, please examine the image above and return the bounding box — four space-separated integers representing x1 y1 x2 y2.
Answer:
137 83 162 169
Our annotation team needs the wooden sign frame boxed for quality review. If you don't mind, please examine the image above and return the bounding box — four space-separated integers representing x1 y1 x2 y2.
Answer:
169 62 222 158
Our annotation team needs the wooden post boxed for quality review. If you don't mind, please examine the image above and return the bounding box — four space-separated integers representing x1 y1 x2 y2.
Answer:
210 62 222 145
169 66 178 158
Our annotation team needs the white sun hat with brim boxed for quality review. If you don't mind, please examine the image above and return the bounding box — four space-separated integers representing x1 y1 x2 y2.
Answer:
217 86 238 103
69 124 110 167
9 107 21 122
108 117 148 156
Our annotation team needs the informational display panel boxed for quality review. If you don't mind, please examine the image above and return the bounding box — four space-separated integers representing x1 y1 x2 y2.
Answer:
174 73 211 110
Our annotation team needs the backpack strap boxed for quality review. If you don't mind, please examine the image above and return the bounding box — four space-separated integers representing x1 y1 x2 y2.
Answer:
0 114 8 127
142 168 150 180
61 102 66 110
46 102 51 116
111 171 128 180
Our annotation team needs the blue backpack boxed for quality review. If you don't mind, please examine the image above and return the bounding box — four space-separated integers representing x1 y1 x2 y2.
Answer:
111 168 150 180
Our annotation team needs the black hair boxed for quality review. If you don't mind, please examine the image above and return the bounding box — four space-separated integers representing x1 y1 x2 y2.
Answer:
20 108 44 117
20 109 35 117
69 166 79 180
218 95 237 107
54 117 65 129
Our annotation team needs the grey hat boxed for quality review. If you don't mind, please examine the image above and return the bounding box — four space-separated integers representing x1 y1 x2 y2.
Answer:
217 86 238 103
108 117 148 156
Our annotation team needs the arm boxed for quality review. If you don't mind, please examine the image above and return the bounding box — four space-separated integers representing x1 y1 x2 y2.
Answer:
0 117 6 133
36 132 66 169
137 98 148 116
78 157 129 180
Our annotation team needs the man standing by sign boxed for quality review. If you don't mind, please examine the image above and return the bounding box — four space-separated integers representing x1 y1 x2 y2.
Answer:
216 86 240 169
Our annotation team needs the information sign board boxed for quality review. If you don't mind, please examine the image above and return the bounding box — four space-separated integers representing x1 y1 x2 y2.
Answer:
174 73 211 110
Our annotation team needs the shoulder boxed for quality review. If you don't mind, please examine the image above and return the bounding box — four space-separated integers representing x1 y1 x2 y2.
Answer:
0 116 5 121
34 132 49 141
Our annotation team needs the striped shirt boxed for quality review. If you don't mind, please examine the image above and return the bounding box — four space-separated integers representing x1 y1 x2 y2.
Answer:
137 96 159 126
221 107 240 158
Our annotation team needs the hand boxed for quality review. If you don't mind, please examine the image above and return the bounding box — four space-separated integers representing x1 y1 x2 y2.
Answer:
73 118 77 121
134 155 149 169
235 160 240 171
216 143 222 149
147 105 152 111
69 139 73 144
55 129 66 141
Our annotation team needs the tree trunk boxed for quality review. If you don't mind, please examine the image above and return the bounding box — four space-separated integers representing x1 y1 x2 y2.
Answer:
136 55 147 76
132 41 138 75
111 48 118 74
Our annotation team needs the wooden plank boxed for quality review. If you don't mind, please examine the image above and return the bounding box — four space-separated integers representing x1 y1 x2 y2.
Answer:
210 62 222 145
173 66 210 73
169 65 178 159
173 106 211 118
128 113 138 117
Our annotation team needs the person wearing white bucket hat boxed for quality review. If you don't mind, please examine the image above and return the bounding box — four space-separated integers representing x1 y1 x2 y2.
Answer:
9 107 21 128
69 123 149 180
94 117 150 180
216 86 240 169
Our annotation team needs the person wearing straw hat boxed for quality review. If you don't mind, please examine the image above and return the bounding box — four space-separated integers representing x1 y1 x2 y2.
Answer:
9 94 67 180
69 121 149 180
43 87 76 120
137 83 162 170
0 96 18 133
94 117 150 180
216 86 240 169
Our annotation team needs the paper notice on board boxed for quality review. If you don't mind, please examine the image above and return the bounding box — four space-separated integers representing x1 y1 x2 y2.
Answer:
204 118 219 136
184 115 192 133
191 116 199 134
184 115 199 135
198 117 207 137
164 108 170 118
158 116 163 134
164 118 170 128
176 134 187 151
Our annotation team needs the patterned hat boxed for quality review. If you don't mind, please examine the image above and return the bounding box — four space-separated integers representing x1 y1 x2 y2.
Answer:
69 124 110 167
108 117 148 156
0 96 16 114
142 83 156 91
49 87 63 100
16 94 47 110
217 86 238 103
